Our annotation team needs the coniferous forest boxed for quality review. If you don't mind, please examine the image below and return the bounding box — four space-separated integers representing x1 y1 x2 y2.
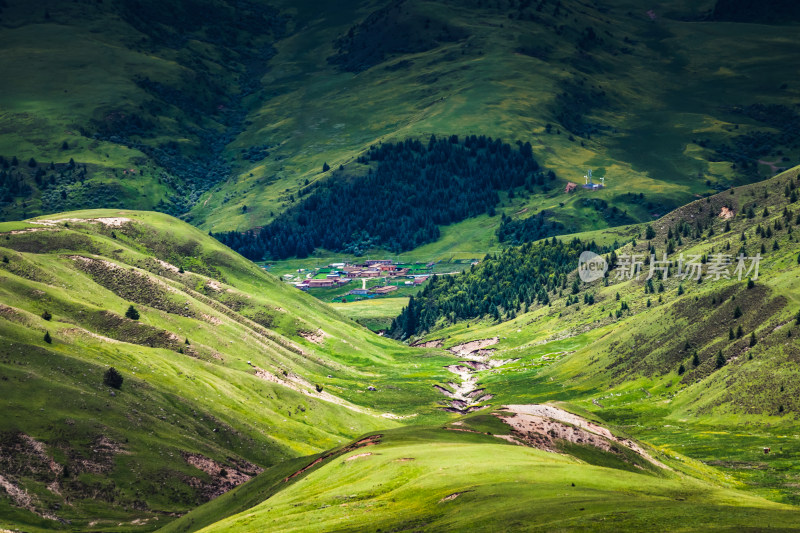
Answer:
215 135 557 259
389 236 611 338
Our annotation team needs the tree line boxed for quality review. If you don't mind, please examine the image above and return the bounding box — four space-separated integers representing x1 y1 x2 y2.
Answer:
389 236 611 339
216 135 551 260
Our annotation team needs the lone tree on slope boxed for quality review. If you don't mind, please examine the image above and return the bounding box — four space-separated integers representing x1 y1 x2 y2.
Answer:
125 305 140 320
103 367 123 389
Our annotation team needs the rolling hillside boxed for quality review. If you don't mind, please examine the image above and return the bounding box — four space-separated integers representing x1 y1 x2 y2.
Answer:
103 166 800 533
3 1 800 531
395 165 800 503
190 0 800 241
2 0 800 259
0 210 453 531
176 424 800 532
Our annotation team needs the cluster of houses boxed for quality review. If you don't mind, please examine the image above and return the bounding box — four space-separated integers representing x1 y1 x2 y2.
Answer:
293 259 430 295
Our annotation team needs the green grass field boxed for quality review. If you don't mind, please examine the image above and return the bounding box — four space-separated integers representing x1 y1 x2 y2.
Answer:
3 1 800 530
331 297 410 331
3 173 800 530
0 209 459 530
178 427 800 532
192 0 800 248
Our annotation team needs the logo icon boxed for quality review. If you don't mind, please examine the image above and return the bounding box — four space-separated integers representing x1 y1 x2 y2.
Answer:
578 251 607 283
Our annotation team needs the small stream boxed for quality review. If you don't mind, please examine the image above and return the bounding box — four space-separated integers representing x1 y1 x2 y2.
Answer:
433 338 517 413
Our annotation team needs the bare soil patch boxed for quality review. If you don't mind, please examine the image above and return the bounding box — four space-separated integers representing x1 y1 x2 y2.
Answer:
183 452 263 500
499 405 668 469
448 337 499 356
299 329 329 344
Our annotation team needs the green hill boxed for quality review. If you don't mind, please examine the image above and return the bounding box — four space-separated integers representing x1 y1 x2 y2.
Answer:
389 165 800 503
3 0 800 258
3 1 800 530
171 426 800 533
128 167 800 533
0 209 454 531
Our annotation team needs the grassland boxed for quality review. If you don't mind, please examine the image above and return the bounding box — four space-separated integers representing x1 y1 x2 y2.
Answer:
3 0 800 260
3 0 800 530
174 426 800 532
0 209 460 531
331 297 409 331
403 165 800 503
195 0 800 244
114 166 800 532
3 141 800 533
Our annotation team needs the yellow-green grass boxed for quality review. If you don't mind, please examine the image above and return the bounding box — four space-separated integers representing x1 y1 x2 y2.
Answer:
196 428 800 532
331 297 410 331
0 209 462 530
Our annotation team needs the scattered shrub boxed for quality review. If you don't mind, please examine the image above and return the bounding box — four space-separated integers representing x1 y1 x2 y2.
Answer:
125 305 140 320
103 367 123 389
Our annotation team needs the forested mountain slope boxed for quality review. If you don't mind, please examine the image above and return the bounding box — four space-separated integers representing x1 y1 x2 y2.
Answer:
2 0 800 257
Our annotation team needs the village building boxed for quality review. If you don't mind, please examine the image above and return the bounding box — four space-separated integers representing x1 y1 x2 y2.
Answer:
308 279 335 288
349 288 370 296
565 182 578 193
371 285 398 294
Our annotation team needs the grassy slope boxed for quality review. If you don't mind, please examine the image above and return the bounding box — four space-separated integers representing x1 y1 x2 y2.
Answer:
196 0 800 243
413 165 800 503
0 209 455 531
0 4 173 219
162 167 800 533
185 427 800 532
3 0 800 258
0 0 282 220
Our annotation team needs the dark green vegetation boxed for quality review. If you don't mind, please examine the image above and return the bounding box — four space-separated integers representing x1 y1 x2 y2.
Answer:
2 0 800 257
0 0 287 220
713 0 800 22
215 135 553 259
390 237 612 338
